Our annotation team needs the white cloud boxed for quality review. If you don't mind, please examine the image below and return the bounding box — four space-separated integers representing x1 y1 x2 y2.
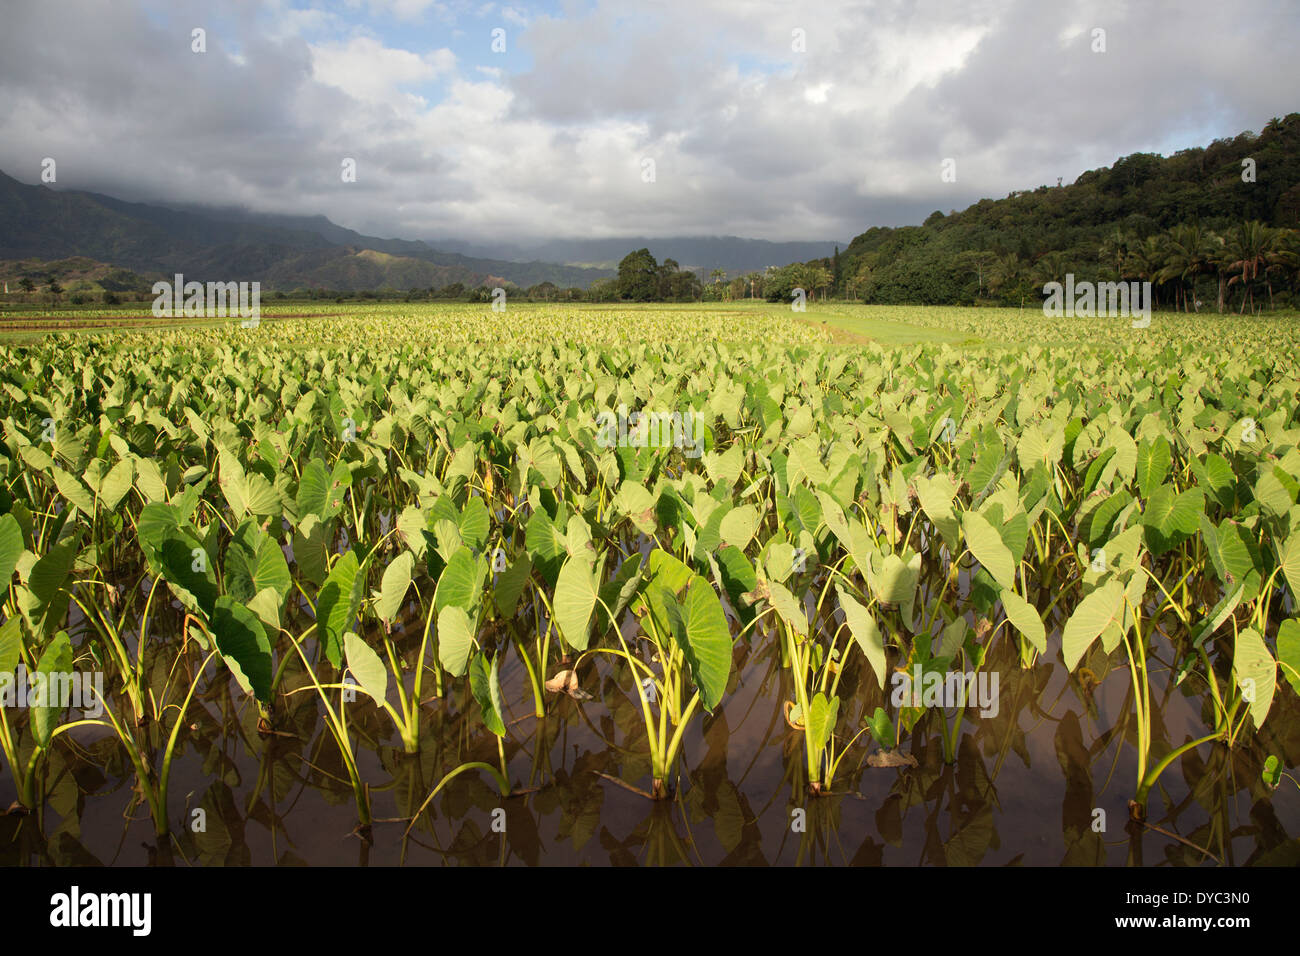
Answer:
0 0 1295 245
310 36 455 107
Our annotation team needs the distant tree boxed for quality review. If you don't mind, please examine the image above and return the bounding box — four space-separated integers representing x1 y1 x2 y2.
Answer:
617 248 660 301
527 281 559 301
810 265 833 301
19 276 35 293
953 250 997 299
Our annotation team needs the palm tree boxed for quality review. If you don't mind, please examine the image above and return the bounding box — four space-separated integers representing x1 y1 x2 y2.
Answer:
1217 221 1273 313
1122 236 1166 308
989 252 1028 308
709 268 727 299
1031 251 1070 291
1098 229 1132 279
1155 224 1219 312
1263 227 1298 310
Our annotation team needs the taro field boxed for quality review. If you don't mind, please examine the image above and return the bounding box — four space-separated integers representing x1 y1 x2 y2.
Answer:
0 302 1298 866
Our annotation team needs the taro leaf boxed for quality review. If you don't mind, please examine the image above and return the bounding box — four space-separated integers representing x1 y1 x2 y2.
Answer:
459 497 491 552
713 544 757 629
1086 491 1132 547
596 552 643 634
28 539 79 609
134 457 168 502
1254 469 1294 519
51 468 95 516
0 615 20 676
344 631 388 706
432 518 463 562
469 651 506 737
1200 516 1254 585
226 536 291 604
1277 619 1300 698
246 586 281 631
296 459 334 523
524 508 567 585
434 546 483 617
1081 446 1116 497
836 583 885 689
1233 627 1275 730
1194 452 1236 508
99 458 136 511
1142 485 1203 556
0 513 23 585
963 511 1016 591
553 553 600 652
673 575 733 712
1135 436 1172 499
806 692 839 758
867 706 896 750
137 502 180 560
764 578 808 637
969 444 1011 505
637 550 695 639
157 531 218 619
1000 587 1046 654
374 551 414 624
611 482 658 536
1061 578 1125 672
915 475 960 552
240 473 281 517
396 506 427 559
1191 581 1245 648
875 549 922 629
719 504 759 550
494 553 533 619
292 514 331 586
255 538 292 598
315 551 362 668
437 605 475 677
31 630 73 749
1280 533 1300 602
211 596 273 704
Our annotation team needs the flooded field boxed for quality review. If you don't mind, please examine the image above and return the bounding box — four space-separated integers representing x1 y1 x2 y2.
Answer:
1 305 1298 867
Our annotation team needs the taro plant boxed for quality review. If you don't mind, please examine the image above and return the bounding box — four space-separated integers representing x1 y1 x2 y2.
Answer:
0 629 105 812
570 549 734 799
403 648 512 841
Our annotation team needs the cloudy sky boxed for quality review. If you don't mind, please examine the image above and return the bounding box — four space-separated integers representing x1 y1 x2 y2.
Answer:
1 0 1297 245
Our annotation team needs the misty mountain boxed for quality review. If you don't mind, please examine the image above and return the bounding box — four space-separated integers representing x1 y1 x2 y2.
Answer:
0 171 614 291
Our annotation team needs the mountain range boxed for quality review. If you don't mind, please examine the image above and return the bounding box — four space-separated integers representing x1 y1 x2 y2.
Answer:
0 171 842 291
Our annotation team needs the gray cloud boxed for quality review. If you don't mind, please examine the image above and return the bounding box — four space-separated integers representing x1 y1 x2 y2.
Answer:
0 0 1295 244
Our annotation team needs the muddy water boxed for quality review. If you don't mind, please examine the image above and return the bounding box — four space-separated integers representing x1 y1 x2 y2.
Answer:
3 589 1298 868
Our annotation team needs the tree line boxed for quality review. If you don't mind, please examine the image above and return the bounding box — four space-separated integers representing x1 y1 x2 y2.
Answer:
778 114 1300 311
